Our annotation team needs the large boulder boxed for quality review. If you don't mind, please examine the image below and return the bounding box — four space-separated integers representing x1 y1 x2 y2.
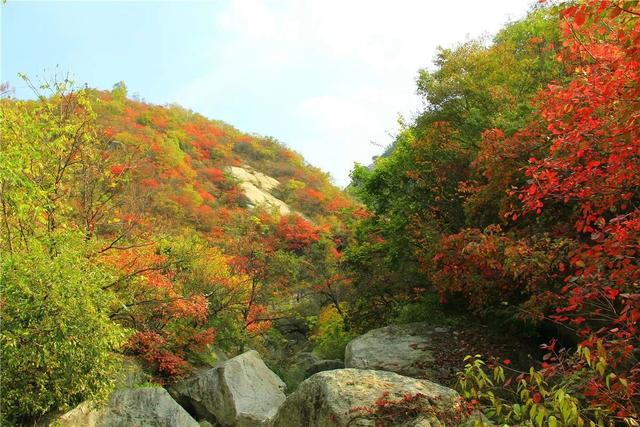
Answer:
272 369 461 427
171 350 286 426
56 387 199 427
345 323 435 378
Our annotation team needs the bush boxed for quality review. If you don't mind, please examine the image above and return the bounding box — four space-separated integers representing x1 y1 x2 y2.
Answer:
310 305 354 360
457 349 636 426
392 293 449 326
0 236 129 424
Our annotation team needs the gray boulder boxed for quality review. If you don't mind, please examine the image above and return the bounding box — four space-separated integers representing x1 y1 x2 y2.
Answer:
272 369 461 427
56 387 199 427
345 322 435 378
171 350 286 426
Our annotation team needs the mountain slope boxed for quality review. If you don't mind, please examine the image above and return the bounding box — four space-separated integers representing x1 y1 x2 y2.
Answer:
0 80 358 423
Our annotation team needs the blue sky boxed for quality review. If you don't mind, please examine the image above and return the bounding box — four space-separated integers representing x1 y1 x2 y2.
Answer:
2 0 534 186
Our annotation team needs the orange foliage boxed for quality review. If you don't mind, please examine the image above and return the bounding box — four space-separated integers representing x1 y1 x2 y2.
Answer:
196 204 214 216
168 295 209 323
202 167 225 182
150 114 168 130
141 178 161 189
276 215 321 251
245 304 272 334
110 164 125 175
197 189 216 203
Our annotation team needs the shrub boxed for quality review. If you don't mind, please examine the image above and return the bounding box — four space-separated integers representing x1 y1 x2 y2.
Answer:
457 348 636 426
0 236 129 424
392 293 449 326
310 305 354 360
270 364 307 394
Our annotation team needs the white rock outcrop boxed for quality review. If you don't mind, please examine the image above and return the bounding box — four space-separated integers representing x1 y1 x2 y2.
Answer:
171 350 286 427
345 322 435 378
227 166 291 215
272 369 461 427
228 166 280 191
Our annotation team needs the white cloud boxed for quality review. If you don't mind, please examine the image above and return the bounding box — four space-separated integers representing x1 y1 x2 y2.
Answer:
173 0 534 186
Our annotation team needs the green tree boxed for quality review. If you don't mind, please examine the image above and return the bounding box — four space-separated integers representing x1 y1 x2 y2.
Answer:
0 233 128 424
346 5 565 326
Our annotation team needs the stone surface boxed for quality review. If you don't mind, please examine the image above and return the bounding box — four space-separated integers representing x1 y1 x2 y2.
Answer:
171 350 286 427
227 166 290 215
272 369 461 427
227 166 280 191
345 322 435 378
290 352 346 378
56 387 199 427
294 352 321 371
212 347 228 364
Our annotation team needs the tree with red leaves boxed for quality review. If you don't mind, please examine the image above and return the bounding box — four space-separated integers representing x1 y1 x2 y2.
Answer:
349 1 639 423
516 1 640 418
276 214 321 252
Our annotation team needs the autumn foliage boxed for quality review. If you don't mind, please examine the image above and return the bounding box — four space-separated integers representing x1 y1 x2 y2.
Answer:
0 69 355 421
515 1 640 418
348 1 640 423
276 215 321 251
5 0 639 424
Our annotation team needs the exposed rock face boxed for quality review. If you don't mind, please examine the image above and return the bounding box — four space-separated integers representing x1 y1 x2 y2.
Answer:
171 350 286 427
227 166 280 191
56 387 199 427
227 166 291 215
345 322 435 378
272 369 460 427
293 352 321 371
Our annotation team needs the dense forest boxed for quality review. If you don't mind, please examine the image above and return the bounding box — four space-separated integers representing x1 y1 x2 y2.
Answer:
1 0 639 426
347 1 639 424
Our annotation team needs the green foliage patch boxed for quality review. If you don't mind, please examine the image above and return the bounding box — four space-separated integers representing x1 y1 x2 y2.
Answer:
0 234 128 424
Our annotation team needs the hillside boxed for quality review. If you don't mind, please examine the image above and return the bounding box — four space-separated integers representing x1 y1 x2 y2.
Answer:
92 84 353 222
0 81 360 424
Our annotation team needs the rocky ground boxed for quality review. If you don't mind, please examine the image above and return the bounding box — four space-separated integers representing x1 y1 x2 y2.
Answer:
48 312 538 426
